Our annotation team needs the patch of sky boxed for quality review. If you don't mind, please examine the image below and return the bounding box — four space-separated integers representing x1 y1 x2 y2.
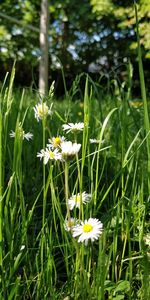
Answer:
67 45 79 59
113 29 135 40
52 20 62 34
32 48 41 57
74 29 112 45
1 47 8 53
12 27 23 35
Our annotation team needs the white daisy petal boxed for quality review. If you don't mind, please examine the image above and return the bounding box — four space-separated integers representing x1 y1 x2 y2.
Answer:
68 191 91 210
62 122 84 134
72 218 103 245
23 132 33 141
37 148 62 164
10 126 33 141
64 218 78 232
9 131 15 138
33 102 53 121
47 136 66 149
37 149 45 160
89 138 105 144
61 141 81 160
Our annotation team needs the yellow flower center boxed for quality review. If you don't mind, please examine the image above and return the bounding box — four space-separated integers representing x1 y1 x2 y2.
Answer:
76 195 81 203
79 102 84 108
83 223 93 233
53 137 61 147
49 151 55 159
16 126 24 138
68 220 75 228
19 128 23 136
129 101 143 108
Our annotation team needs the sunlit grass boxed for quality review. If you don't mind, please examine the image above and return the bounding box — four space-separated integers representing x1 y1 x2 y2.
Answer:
0 63 149 300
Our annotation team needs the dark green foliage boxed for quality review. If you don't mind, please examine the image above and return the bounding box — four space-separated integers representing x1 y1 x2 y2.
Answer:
0 0 150 93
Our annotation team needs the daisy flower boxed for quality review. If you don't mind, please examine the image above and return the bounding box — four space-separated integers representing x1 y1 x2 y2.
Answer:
144 233 150 247
72 218 103 245
33 102 53 121
10 128 33 141
68 192 91 210
62 122 84 134
61 141 81 160
22 132 33 141
48 136 65 149
89 138 105 144
129 101 143 108
89 138 100 144
20 245 25 251
64 218 78 232
37 149 45 160
37 148 62 164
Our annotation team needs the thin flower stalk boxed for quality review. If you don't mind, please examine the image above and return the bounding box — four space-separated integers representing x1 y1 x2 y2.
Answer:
41 114 46 278
65 161 71 224
0 107 2 268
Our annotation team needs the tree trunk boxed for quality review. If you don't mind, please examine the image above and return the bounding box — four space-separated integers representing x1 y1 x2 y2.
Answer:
39 0 49 95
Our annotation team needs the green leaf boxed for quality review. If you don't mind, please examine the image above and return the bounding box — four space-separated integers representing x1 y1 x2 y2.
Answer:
113 295 124 300
115 280 130 293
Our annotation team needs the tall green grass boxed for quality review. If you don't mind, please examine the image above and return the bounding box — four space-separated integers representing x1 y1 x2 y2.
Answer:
0 6 150 300
0 66 149 299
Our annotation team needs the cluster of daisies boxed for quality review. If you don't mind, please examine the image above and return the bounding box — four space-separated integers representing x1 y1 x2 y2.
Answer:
65 191 103 245
37 136 82 164
10 99 103 245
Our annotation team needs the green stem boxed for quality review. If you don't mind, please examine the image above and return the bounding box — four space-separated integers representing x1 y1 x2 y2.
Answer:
74 135 82 220
41 116 46 279
42 118 46 228
0 110 2 268
65 161 71 222
134 2 150 189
